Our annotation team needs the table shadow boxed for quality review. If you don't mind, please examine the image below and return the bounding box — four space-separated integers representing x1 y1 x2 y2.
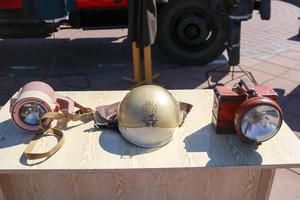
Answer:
274 85 300 135
0 119 34 149
287 35 300 42
184 123 263 167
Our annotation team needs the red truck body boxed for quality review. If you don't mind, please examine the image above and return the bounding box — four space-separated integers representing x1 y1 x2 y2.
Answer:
0 0 22 9
77 0 128 8
0 0 128 10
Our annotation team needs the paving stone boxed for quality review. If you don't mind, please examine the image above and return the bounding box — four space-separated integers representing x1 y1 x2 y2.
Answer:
280 69 300 83
249 62 288 76
263 77 299 97
240 59 262 67
289 168 300 174
287 85 300 98
256 55 274 61
205 66 255 88
243 68 274 84
42 77 80 91
88 69 133 90
0 75 14 94
12 77 42 93
265 55 300 69
158 68 207 89
0 94 10 107
195 81 210 89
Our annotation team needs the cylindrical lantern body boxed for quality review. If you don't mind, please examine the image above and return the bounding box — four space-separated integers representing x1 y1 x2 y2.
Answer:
10 81 74 133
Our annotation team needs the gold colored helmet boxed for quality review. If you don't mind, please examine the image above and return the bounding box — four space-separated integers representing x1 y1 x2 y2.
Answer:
117 85 183 148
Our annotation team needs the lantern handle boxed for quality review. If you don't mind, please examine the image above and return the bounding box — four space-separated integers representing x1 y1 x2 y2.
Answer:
238 79 257 97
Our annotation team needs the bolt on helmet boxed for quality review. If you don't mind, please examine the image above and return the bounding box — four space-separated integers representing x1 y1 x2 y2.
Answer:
117 85 183 148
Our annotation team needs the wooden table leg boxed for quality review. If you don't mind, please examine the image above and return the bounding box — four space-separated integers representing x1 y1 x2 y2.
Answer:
256 169 276 200
0 175 14 200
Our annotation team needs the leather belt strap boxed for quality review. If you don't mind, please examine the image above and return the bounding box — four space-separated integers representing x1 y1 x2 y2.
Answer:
73 102 95 123
24 101 94 160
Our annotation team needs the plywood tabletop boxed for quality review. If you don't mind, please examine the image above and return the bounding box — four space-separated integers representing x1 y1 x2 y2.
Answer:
0 89 300 172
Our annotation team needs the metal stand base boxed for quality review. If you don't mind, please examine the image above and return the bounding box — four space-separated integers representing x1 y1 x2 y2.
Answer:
205 64 257 88
123 73 161 88
124 43 162 88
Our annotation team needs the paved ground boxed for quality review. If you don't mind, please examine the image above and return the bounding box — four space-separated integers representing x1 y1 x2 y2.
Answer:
0 0 299 199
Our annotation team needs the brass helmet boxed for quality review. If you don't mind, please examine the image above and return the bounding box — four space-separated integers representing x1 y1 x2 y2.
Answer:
117 85 183 148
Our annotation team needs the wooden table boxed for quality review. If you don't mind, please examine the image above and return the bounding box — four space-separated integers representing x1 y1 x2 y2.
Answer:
0 90 300 200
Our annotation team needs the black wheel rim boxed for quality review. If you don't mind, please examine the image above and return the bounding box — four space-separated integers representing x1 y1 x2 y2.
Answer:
170 7 218 52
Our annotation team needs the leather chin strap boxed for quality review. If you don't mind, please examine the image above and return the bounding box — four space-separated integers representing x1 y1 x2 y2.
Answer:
94 101 193 131
24 102 94 160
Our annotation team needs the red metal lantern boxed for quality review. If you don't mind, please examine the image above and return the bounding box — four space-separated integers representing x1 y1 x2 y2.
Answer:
212 79 283 144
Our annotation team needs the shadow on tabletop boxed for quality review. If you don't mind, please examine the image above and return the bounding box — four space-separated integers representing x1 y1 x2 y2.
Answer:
0 36 230 106
83 125 159 156
0 119 45 165
0 119 34 149
0 119 86 166
19 152 52 166
98 129 159 157
184 123 263 167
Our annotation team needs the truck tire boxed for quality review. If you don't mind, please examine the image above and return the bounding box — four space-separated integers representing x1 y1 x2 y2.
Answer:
157 0 228 65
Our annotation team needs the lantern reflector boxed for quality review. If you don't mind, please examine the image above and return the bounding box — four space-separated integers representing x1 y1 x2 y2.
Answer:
19 103 47 126
234 97 283 143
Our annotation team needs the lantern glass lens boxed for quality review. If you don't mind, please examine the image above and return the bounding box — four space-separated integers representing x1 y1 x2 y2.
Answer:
240 105 281 142
19 103 46 126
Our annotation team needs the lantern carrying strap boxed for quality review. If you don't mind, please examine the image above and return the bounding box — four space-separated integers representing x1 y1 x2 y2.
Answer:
23 102 95 160
24 127 65 160
23 112 65 160
72 102 95 123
